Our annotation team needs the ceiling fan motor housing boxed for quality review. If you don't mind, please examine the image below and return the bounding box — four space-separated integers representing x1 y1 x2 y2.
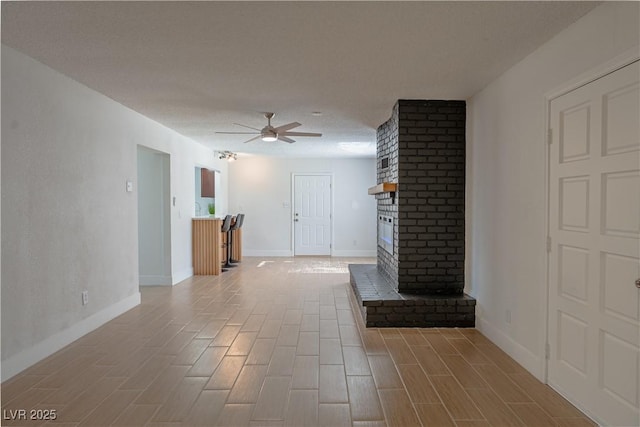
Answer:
261 127 278 141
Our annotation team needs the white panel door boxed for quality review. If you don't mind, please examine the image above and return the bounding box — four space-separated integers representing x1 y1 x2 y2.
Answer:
294 175 332 256
548 61 639 426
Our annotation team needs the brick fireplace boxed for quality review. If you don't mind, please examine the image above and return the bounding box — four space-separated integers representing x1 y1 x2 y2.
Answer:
349 100 476 327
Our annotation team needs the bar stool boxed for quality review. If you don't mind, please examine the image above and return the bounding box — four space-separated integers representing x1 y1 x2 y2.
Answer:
230 214 244 264
220 215 233 272
222 214 241 270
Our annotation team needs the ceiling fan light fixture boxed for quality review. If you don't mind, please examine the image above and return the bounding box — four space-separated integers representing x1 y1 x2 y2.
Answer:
218 112 321 144
261 130 278 142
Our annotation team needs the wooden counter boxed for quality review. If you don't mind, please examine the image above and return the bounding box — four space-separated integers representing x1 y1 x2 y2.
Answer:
192 218 222 275
192 217 243 275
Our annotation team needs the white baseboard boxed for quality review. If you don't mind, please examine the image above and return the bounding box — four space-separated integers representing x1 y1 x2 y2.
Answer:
331 250 377 257
476 315 544 380
172 267 193 285
242 250 293 257
1 292 141 382
139 274 172 286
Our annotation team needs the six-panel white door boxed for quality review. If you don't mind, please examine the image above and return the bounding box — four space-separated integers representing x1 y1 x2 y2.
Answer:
548 61 639 426
294 174 332 256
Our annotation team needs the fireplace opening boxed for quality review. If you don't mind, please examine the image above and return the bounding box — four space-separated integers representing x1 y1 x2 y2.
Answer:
378 215 393 254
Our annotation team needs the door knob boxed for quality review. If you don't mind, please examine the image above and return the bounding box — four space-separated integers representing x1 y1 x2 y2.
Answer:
636 278 640 289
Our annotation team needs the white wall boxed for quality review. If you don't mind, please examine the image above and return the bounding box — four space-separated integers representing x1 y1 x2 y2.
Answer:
228 157 377 257
467 2 639 379
1 46 228 380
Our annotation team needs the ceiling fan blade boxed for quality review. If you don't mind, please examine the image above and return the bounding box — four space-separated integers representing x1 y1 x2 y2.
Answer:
278 135 296 144
233 123 262 131
274 122 301 133
281 132 322 137
243 135 262 143
216 131 260 135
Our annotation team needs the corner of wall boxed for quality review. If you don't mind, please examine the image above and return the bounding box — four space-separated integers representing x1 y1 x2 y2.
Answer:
1 292 140 382
172 267 194 285
476 314 545 380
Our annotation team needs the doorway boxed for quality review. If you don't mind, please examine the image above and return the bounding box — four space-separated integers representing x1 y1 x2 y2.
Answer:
293 174 332 256
547 60 639 426
137 146 172 285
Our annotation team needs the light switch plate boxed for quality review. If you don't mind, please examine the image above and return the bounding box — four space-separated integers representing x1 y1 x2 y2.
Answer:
126 180 133 192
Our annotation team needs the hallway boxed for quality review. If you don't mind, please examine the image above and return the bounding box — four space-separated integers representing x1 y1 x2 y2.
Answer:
2 258 593 426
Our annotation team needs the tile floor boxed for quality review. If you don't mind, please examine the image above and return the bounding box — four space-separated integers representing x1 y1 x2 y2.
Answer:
1 257 594 426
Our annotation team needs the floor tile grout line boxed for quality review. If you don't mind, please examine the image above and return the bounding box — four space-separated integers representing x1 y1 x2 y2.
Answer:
2 258 595 427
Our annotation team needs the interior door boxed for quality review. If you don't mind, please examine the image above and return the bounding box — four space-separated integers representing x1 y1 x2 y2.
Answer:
294 175 332 256
548 60 639 426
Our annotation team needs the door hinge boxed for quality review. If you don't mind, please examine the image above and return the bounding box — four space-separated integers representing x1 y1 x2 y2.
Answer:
547 128 553 145
546 236 552 253
545 343 551 360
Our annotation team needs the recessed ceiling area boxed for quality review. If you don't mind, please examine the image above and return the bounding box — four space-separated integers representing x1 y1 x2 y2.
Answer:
1 1 598 158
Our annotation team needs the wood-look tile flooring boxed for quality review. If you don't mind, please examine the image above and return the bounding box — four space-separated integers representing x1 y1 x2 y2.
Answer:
2 257 594 427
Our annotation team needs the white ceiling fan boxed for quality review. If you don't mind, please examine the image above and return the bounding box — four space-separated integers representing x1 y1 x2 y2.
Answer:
216 112 322 143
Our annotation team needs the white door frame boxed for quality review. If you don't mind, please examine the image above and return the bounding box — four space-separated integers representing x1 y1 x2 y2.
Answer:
542 48 639 414
291 173 334 256
137 145 172 286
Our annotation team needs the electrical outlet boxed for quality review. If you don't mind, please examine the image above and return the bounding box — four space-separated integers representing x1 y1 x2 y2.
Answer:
82 290 89 306
505 309 511 324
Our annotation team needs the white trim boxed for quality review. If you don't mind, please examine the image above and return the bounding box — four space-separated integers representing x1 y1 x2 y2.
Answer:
139 275 173 286
476 315 544 380
542 49 640 384
547 380 604 426
137 145 173 290
172 267 194 285
291 173 334 256
545 47 640 101
1 292 141 382
541 85 553 384
331 250 377 257
242 250 294 257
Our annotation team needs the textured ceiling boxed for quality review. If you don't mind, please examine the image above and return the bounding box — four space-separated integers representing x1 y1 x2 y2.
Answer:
1 1 598 158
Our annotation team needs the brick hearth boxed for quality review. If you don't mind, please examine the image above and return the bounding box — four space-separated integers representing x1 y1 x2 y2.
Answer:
349 264 475 327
